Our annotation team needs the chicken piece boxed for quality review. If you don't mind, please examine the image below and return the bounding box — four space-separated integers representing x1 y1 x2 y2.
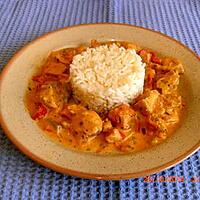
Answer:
71 110 103 140
46 109 64 124
162 93 183 114
39 83 64 109
134 90 160 114
153 58 184 74
156 71 180 94
103 119 113 132
105 128 123 143
148 109 180 133
108 104 136 130
162 111 180 126
103 118 134 143
61 104 86 119
53 48 76 65
43 62 67 75
147 116 168 132
145 93 182 132
161 57 184 74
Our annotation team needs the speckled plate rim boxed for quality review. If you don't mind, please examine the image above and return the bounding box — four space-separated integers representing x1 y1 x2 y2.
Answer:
0 23 199 180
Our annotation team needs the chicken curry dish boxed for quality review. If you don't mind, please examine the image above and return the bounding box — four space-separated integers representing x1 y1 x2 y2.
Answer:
26 40 185 154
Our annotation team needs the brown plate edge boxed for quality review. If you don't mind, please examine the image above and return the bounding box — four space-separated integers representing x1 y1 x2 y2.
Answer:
0 23 200 180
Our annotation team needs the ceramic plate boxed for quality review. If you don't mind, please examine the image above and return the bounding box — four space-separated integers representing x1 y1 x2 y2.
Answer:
0 24 199 180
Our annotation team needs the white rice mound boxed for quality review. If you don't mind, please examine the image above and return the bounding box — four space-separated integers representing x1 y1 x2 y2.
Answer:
70 43 145 113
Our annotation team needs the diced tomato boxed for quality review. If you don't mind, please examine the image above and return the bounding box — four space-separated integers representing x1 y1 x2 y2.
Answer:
32 103 47 120
151 52 161 64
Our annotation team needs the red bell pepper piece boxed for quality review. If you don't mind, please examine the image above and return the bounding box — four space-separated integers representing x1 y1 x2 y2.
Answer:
151 52 161 64
139 49 148 55
32 103 47 120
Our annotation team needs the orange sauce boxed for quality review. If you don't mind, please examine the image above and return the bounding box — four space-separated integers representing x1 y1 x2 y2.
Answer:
25 40 186 154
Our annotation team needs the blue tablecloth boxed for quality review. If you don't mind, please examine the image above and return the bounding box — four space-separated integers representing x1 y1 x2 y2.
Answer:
0 0 199 199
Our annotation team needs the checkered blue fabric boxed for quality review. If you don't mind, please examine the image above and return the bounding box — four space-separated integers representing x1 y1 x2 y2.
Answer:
0 0 199 199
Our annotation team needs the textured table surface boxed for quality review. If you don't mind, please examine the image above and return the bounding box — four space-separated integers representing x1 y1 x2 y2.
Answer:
0 0 199 199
